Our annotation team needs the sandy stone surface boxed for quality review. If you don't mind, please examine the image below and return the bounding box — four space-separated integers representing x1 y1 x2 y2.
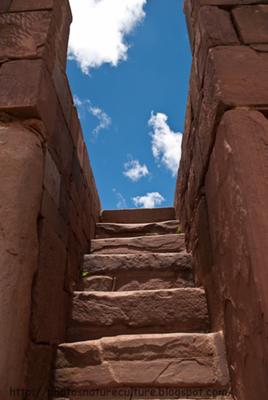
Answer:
67 288 209 341
91 234 186 254
54 332 229 390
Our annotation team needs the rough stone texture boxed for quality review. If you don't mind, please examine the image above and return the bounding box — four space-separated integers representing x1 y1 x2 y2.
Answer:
91 234 186 254
177 3 268 399
31 220 67 344
83 252 193 290
67 288 209 341
0 1 101 397
0 59 58 134
204 110 268 400
0 122 43 398
101 207 176 224
206 46 268 107
95 220 180 238
82 276 114 292
232 5 268 44
54 332 229 390
194 6 239 87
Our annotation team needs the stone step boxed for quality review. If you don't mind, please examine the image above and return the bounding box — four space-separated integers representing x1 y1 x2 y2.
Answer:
53 332 230 392
100 207 176 223
67 288 209 342
82 252 193 291
90 234 185 255
95 220 181 239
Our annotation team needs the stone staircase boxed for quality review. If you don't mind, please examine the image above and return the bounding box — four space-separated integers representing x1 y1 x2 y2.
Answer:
52 208 232 400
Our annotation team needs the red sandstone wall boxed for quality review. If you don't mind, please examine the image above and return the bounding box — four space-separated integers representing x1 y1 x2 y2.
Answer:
176 1 268 399
0 1 101 398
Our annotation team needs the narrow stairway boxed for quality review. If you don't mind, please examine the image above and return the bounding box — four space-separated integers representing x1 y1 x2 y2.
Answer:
52 207 232 400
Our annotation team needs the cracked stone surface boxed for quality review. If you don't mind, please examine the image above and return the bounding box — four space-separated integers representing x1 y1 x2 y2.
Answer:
67 288 209 341
91 234 185 254
95 220 181 239
54 332 229 390
83 252 193 290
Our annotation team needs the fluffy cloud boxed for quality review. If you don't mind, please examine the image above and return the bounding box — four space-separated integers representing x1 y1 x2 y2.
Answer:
69 0 147 74
113 188 127 209
133 192 165 208
74 95 111 136
149 112 183 176
123 159 149 182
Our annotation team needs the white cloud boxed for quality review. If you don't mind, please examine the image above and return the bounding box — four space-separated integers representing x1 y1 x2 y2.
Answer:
69 0 147 74
149 112 183 176
74 95 111 136
133 192 165 208
113 188 127 209
123 159 149 182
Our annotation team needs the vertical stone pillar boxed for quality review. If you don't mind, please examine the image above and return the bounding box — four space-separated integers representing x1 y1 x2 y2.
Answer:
176 1 268 399
0 1 101 398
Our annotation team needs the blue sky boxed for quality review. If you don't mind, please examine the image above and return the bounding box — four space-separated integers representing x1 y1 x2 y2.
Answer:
67 0 191 210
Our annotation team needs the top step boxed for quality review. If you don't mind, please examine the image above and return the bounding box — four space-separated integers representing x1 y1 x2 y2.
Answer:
100 207 176 224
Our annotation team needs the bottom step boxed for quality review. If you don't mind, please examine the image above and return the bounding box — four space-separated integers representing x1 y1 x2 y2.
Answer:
53 332 230 392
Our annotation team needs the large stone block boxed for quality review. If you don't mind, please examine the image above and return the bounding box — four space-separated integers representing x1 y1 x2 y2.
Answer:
194 6 239 87
0 11 52 59
0 121 43 396
91 233 186 254
1 0 71 71
31 221 67 344
41 188 68 245
54 332 229 391
205 109 268 400
232 5 268 44
48 107 73 181
101 207 175 223
0 59 58 134
68 288 209 341
184 0 261 47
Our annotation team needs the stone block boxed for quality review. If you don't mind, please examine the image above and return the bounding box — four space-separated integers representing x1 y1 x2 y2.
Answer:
0 59 57 135
232 5 268 44
101 207 176 223
43 149 61 207
0 10 51 58
31 220 67 344
0 121 43 395
206 46 268 106
205 109 268 400
68 288 209 341
52 64 73 127
41 188 68 245
194 6 239 87
91 233 186 255
48 107 73 181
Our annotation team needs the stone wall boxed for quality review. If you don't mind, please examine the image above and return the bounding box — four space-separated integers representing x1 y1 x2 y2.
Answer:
0 1 101 398
175 1 268 399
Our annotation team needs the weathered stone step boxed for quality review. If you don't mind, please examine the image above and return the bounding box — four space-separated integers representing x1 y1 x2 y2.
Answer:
53 332 229 392
82 252 193 291
100 207 176 223
95 220 181 239
91 234 185 254
67 288 209 342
